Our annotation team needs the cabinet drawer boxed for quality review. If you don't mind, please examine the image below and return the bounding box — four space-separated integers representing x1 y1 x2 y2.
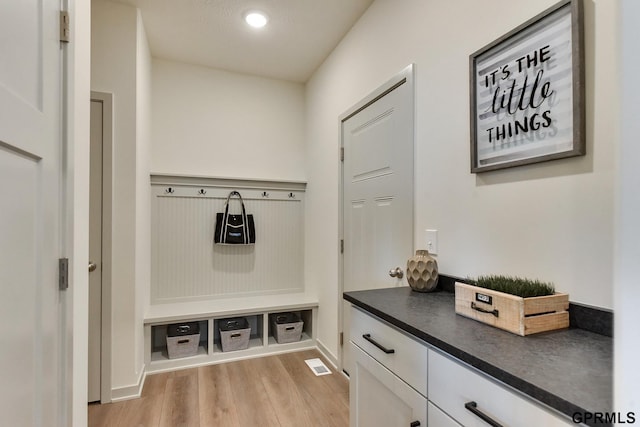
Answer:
350 306 427 396
428 350 572 427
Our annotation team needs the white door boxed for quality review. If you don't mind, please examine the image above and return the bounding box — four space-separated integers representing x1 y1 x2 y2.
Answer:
341 68 414 373
0 1 66 426
350 343 426 427
88 100 104 402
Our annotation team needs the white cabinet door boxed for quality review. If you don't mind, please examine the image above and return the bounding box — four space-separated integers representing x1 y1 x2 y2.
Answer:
350 343 426 427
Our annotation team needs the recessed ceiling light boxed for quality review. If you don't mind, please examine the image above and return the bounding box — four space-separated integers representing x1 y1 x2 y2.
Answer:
245 11 268 28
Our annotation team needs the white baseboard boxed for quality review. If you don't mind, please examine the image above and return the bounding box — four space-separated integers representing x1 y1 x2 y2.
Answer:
316 339 339 371
110 364 146 402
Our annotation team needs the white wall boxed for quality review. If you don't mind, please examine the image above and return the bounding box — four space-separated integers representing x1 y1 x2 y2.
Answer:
91 0 150 396
305 0 618 360
615 0 640 413
151 59 306 181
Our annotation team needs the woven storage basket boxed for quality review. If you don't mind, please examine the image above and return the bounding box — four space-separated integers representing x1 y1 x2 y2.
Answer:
219 317 251 352
166 322 200 359
271 312 304 344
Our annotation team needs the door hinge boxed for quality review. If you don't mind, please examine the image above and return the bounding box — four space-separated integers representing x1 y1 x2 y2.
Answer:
59 258 69 290
339 332 344 346
340 147 344 162
60 11 70 43
340 239 344 254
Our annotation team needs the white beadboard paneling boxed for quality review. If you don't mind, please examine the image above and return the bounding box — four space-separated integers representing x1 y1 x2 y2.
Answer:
151 180 305 303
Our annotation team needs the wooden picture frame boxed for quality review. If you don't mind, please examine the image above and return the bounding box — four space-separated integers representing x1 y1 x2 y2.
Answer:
469 0 585 173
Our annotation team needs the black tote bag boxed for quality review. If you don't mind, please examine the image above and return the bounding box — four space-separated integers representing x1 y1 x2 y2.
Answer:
214 191 256 244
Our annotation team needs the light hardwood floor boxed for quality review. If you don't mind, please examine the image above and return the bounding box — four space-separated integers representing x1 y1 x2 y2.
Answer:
88 350 349 427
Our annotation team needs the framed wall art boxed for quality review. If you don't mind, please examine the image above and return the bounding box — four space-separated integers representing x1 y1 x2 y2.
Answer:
469 0 585 173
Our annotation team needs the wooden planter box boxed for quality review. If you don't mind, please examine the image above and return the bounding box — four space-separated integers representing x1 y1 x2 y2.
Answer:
454 282 569 336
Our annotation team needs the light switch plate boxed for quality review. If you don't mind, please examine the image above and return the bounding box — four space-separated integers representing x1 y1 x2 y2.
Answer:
425 229 438 255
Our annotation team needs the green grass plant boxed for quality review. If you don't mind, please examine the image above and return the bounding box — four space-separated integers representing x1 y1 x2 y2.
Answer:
474 275 555 298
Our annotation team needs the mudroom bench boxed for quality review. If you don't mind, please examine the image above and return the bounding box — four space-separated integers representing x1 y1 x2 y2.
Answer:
144 293 318 373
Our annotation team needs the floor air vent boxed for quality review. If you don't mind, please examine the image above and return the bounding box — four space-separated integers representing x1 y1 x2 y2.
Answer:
305 358 332 376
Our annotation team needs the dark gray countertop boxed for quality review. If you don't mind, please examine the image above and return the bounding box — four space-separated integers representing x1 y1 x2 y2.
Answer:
343 287 612 423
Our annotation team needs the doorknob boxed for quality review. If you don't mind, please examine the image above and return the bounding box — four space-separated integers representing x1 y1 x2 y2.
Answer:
88 262 97 272
388 267 403 278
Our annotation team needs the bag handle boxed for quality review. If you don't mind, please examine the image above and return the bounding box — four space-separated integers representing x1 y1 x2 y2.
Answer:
223 191 247 214
220 191 250 244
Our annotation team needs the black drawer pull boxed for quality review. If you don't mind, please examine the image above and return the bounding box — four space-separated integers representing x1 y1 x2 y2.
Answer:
230 333 242 338
362 334 395 354
177 339 189 344
471 302 499 317
465 401 503 427
410 421 420 427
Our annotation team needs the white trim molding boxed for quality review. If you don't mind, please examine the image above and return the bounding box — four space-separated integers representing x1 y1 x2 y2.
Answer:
110 366 146 402
316 339 340 371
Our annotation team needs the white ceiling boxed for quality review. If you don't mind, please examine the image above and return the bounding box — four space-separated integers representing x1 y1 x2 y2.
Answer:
111 0 375 83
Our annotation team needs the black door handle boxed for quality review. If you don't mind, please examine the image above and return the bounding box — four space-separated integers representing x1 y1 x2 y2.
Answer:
465 401 503 427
